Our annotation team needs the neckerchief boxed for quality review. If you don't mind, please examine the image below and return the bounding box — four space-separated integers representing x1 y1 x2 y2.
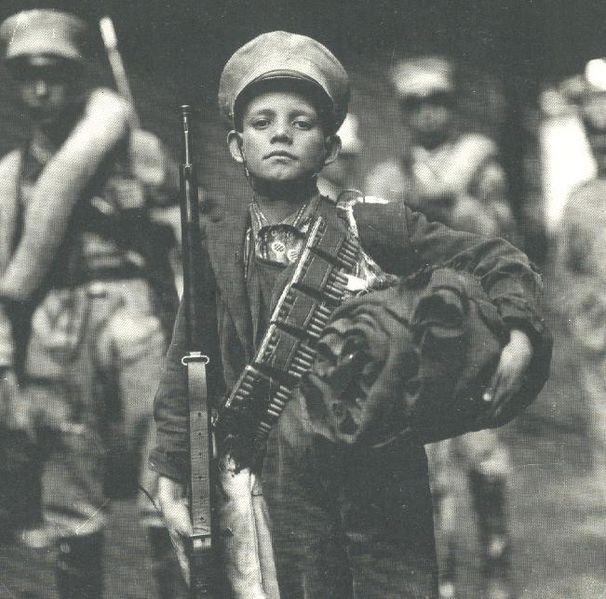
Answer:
244 195 321 276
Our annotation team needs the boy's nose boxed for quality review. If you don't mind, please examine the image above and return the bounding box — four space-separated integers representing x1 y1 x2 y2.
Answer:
34 79 50 99
270 122 293 143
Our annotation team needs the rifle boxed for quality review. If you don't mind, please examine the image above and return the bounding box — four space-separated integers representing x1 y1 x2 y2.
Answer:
178 105 221 597
99 16 140 127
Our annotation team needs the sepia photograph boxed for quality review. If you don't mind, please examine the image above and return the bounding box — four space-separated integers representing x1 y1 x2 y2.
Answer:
0 1 604 597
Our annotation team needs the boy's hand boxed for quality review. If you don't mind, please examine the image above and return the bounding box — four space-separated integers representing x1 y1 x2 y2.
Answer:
483 329 533 422
157 475 192 583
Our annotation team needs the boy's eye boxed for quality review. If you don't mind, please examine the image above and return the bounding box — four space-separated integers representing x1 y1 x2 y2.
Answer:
251 118 270 129
293 119 313 130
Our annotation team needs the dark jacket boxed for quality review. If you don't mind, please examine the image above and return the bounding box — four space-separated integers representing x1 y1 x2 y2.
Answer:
150 195 548 483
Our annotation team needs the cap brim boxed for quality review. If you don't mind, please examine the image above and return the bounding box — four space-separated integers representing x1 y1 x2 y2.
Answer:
233 71 335 129
6 43 84 63
239 70 331 104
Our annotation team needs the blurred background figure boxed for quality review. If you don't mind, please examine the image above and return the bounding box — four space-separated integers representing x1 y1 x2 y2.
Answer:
428 430 514 599
318 113 364 199
556 58 606 517
365 57 517 599
538 73 598 236
366 56 516 242
0 8 184 598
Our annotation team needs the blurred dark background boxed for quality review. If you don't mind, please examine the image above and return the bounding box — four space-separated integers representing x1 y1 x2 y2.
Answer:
1 0 606 220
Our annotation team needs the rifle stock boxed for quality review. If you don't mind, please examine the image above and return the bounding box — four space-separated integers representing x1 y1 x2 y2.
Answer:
178 105 221 597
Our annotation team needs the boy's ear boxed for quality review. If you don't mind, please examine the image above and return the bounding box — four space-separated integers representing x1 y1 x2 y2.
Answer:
227 130 245 163
323 134 341 167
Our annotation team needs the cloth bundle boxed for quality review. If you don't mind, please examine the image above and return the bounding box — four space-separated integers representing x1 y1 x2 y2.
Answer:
0 89 132 302
299 267 550 447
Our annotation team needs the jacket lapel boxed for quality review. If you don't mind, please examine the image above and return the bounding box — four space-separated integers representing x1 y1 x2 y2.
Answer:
204 195 339 362
205 202 255 361
246 256 263 347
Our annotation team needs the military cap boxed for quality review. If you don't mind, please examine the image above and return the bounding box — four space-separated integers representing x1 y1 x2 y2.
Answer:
0 9 88 64
391 56 454 99
218 31 350 132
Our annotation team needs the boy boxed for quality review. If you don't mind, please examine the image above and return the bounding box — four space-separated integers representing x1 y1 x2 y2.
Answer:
152 32 548 597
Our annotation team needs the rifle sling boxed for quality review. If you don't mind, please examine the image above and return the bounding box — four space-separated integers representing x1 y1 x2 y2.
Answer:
186 353 213 546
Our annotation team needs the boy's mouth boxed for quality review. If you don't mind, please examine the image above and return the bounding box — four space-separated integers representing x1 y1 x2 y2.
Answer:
264 150 297 160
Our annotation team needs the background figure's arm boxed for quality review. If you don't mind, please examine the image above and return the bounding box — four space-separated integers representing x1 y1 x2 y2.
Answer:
0 308 13 371
0 151 25 430
470 158 518 240
472 159 508 206
0 150 21 370
0 89 132 301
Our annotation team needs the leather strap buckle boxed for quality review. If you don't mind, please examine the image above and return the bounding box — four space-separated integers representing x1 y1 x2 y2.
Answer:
182 351 210 366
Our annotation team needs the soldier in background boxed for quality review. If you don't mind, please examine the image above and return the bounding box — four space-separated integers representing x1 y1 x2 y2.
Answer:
537 74 598 236
0 9 184 598
557 58 606 515
366 56 516 241
366 57 517 598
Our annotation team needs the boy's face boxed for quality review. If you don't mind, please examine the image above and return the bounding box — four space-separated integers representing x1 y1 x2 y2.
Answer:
229 89 338 183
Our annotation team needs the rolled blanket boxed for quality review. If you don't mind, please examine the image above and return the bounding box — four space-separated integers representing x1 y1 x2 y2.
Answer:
300 267 551 448
0 88 132 300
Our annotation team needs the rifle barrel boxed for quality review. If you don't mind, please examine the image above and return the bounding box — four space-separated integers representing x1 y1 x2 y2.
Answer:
179 105 205 347
99 16 140 128
178 106 222 597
